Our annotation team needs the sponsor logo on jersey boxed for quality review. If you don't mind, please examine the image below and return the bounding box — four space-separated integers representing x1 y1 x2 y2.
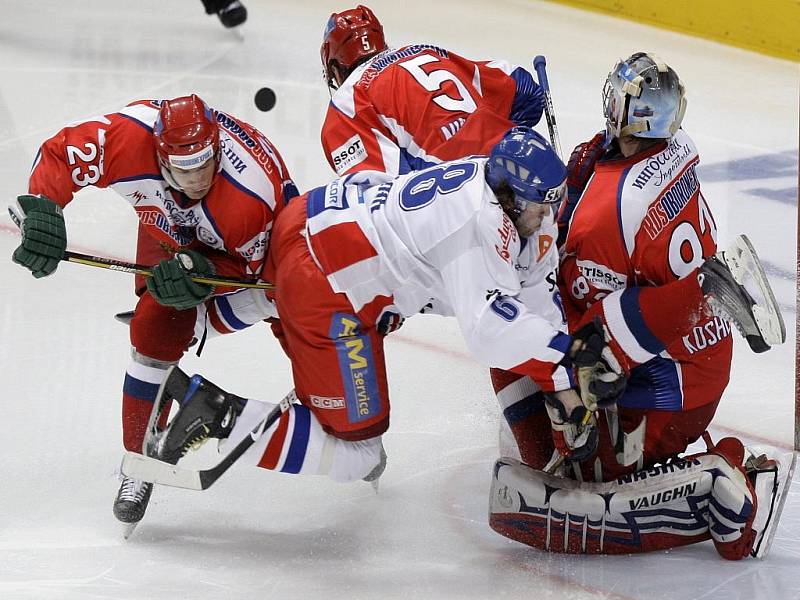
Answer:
495 214 518 263
236 230 269 262
628 482 697 510
216 113 276 173
640 163 701 240
127 190 147 203
537 234 553 261
310 395 346 410
136 208 194 246
325 182 343 209
221 139 247 174
365 45 448 78
330 313 381 423
616 457 701 485
682 316 731 354
331 134 367 174
197 225 222 249
630 136 694 190
576 259 627 291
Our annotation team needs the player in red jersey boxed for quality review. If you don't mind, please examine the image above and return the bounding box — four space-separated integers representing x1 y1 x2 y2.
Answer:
488 53 787 560
319 5 544 177
11 94 296 527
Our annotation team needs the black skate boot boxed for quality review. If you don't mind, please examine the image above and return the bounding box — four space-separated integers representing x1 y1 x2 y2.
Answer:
149 367 247 465
217 1 247 28
699 234 785 353
113 475 153 524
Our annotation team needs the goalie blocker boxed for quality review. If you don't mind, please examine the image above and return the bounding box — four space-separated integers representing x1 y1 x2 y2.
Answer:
489 437 791 560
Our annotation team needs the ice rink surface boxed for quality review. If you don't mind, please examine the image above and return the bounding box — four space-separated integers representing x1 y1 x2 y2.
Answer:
0 1 798 598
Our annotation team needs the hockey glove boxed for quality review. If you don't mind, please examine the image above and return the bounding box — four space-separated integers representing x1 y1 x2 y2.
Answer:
570 318 626 411
147 250 216 310
10 194 67 278
544 390 598 462
376 309 404 336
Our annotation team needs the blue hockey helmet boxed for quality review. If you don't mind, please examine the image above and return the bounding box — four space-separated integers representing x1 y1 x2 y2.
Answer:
603 52 686 139
485 127 567 215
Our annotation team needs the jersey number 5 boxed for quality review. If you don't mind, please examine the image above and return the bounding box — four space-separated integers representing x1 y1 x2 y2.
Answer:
399 55 477 114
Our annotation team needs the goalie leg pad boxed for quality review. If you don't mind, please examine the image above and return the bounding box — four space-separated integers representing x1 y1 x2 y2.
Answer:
489 439 782 558
490 457 711 555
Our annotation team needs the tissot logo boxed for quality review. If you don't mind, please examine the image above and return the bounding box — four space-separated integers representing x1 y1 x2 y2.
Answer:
331 134 367 174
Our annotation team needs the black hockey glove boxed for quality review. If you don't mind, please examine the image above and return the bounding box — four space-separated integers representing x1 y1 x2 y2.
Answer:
544 391 598 462
147 250 216 310
376 310 404 336
570 318 626 411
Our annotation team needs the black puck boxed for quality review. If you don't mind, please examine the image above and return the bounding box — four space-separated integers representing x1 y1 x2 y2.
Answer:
254 87 276 112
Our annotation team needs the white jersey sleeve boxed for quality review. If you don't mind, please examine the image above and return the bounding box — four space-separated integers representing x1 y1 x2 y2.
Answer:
435 201 574 393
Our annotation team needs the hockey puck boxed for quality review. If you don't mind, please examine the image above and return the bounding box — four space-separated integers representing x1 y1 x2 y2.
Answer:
254 87 276 112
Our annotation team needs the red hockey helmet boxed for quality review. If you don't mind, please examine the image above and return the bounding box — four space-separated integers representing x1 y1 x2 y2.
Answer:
154 95 220 171
320 5 387 89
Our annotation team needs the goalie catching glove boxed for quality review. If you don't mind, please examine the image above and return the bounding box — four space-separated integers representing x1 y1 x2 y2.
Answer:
147 250 216 310
10 194 67 278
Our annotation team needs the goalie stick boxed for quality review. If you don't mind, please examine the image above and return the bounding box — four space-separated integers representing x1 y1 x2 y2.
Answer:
121 389 294 490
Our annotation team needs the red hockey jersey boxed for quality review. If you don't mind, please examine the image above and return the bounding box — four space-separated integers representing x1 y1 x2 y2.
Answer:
559 130 732 411
28 100 296 279
320 45 543 177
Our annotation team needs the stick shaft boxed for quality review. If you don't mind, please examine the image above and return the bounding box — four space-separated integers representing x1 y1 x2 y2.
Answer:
533 55 563 158
64 250 274 289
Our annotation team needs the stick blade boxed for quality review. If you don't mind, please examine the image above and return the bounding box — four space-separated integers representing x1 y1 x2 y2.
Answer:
121 452 204 491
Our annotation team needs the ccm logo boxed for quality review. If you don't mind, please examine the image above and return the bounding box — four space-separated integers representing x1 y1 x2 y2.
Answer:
310 395 345 410
331 134 367 173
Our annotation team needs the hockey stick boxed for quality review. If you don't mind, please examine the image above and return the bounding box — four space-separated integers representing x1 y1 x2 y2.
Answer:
8 205 274 289
121 391 294 490
62 250 275 290
533 55 563 158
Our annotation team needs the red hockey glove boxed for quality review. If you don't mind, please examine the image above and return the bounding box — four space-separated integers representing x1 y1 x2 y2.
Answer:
566 132 607 194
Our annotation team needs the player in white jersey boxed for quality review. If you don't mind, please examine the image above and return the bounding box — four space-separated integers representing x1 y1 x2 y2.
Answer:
132 128 624 492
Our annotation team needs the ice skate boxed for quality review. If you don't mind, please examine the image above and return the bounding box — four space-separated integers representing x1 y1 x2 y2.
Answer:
147 367 246 465
699 234 785 353
744 445 796 558
217 1 247 28
113 475 153 537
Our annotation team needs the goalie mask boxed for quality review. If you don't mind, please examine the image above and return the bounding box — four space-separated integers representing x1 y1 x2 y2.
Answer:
485 127 567 221
603 52 687 139
321 5 387 90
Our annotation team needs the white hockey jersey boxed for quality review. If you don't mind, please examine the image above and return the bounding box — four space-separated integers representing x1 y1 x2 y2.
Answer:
305 158 574 393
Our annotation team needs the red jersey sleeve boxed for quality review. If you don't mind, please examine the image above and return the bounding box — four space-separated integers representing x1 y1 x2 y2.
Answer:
28 103 157 207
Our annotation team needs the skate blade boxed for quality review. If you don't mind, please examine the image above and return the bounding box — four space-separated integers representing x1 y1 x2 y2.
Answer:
122 521 139 540
749 448 796 559
722 234 786 347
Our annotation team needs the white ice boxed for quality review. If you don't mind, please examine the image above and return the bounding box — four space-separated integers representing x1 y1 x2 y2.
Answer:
0 1 798 598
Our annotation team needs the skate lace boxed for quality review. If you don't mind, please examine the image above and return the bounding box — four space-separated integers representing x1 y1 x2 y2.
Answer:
118 477 152 503
182 425 212 456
